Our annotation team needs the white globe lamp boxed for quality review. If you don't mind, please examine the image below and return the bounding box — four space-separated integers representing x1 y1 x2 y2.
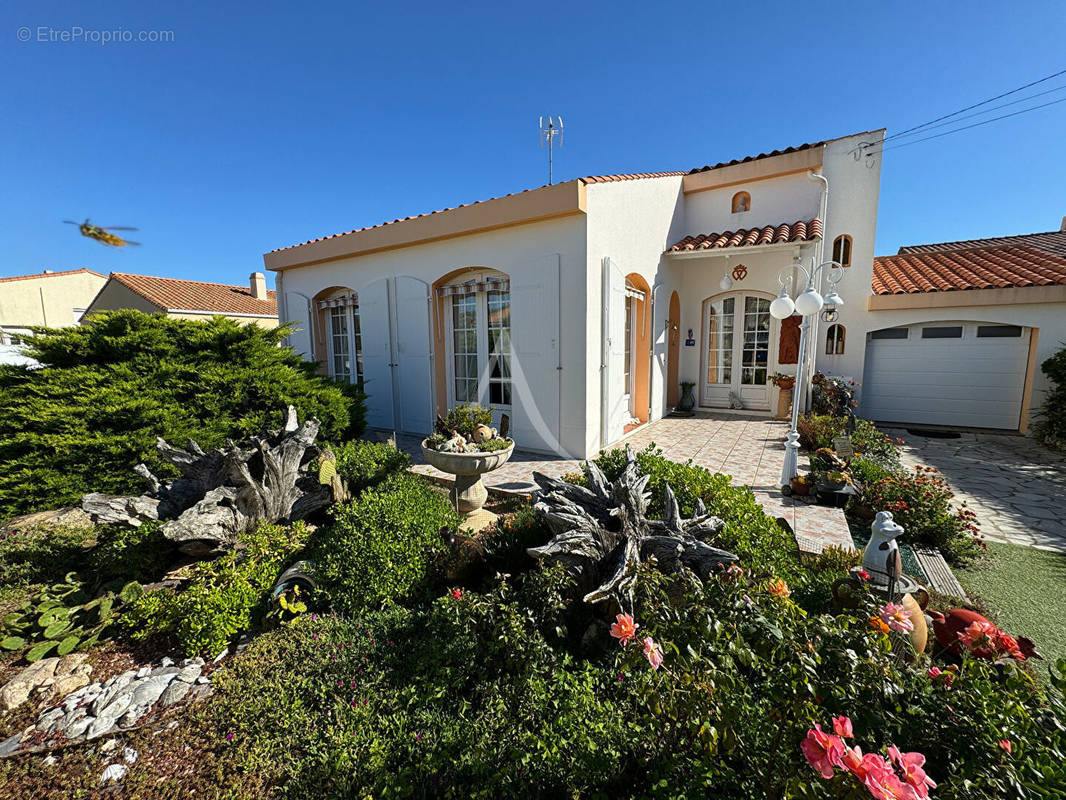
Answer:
794 287 824 317
769 289 795 320
719 274 734 291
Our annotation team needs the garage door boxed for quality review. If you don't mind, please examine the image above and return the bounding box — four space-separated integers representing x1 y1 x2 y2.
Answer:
861 322 1030 430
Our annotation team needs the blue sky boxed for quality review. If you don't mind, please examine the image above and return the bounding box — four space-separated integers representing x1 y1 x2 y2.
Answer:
2 0 1064 286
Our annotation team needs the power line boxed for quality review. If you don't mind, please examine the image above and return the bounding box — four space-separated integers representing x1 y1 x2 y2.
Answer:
863 94 1066 156
879 66 1066 145
885 83 1066 139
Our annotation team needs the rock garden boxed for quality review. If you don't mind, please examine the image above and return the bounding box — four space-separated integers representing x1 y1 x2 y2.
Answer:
0 312 1065 798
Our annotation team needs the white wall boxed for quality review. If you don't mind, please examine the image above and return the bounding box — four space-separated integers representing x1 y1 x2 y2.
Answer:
683 172 823 239
584 176 686 452
274 215 590 457
865 304 1066 427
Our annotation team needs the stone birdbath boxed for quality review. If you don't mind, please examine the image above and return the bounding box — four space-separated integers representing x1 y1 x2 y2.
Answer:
421 438 515 514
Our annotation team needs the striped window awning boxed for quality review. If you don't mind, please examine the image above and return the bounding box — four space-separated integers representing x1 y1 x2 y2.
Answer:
437 277 510 297
625 286 646 301
316 293 358 311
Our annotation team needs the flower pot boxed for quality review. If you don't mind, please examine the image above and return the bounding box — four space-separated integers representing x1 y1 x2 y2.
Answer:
773 376 796 391
789 478 810 496
421 439 515 513
677 384 696 412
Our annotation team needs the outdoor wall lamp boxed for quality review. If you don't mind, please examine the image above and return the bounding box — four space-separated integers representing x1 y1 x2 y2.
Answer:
770 258 846 491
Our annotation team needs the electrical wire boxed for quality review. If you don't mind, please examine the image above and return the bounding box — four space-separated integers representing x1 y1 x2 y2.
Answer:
863 94 1066 156
879 66 1066 145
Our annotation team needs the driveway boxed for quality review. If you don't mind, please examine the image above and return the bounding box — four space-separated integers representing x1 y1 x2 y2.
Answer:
881 427 1066 552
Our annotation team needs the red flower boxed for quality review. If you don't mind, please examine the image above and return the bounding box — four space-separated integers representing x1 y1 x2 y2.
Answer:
999 740 1012 755
450 588 463 600
857 570 870 581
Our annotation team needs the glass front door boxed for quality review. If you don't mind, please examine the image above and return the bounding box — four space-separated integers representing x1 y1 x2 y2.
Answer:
700 294 772 410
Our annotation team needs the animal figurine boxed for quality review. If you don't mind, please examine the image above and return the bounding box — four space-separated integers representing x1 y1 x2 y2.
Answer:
927 608 1041 660
728 392 743 410
862 511 903 582
439 433 468 453
471 424 497 443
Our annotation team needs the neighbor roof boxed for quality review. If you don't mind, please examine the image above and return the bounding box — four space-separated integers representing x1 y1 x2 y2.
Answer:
667 219 823 253
873 230 1066 295
108 273 277 316
0 267 105 283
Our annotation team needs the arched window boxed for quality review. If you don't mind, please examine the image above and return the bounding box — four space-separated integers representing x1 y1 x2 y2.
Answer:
832 234 853 268
826 324 846 355
731 191 751 213
314 288 363 385
440 269 512 408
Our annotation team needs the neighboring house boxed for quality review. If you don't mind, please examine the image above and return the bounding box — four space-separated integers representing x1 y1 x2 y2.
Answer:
0 267 108 364
83 272 279 328
863 224 1066 433
265 130 885 458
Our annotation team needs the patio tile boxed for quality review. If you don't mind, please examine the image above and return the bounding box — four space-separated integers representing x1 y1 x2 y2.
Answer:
374 413 854 557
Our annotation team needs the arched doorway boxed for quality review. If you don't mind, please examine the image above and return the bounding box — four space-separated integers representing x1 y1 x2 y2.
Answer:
666 291 681 408
699 291 776 411
624 273 652 425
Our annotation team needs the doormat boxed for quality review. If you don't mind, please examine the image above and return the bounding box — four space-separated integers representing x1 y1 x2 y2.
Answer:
905 428 962 439
667 410 695 418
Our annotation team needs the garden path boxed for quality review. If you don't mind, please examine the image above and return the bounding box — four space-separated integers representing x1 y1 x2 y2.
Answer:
882 428 1066 552
378 413 853 555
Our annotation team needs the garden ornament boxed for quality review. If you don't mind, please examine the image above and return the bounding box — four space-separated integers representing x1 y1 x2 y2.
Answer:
439 433 468 453
471 424 497 444
862 511 903 583
928 608 1042 660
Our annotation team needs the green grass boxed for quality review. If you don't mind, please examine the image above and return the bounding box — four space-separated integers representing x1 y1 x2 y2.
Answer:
958 541 1066 671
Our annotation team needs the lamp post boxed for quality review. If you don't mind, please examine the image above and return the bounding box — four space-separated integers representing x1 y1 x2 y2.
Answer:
769 258 846 491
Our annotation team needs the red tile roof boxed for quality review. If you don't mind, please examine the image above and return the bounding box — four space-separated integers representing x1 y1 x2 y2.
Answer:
0 267 105 283
873 230 1066 295
109 273 277 316
667 219 822 253
687 141 827 175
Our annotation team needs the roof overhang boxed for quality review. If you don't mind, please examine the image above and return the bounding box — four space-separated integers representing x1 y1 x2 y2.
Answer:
666 240 818 260
265 180 587 271
682 145 824 195
868 284 1066 311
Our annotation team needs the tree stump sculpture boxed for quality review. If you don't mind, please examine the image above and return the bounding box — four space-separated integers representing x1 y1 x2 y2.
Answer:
527 446 738 607
82 406 331 556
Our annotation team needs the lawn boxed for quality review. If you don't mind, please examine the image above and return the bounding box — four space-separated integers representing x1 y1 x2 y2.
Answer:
958 541 1066 670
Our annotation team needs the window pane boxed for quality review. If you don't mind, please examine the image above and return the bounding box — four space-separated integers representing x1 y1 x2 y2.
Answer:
870 328 908 340
487 290 511 407
329 307 350 381
921 326 963 339
740 297 769 384
977 325 1023 338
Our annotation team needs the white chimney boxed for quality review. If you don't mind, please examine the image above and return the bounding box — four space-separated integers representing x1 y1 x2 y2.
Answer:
250 272 268 300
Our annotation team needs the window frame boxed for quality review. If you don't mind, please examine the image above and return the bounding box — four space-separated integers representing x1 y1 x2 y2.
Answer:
832 234 853 268
731 191 751 214
825 323 846 355
323 297 363 387
443 273 512 414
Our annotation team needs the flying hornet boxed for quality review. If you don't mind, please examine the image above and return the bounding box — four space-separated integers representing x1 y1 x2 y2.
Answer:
63 219 140 247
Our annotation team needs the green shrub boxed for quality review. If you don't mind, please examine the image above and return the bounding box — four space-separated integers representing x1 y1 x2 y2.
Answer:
122 522 309 657
850 419 902 472
811 372 857 416
333 439 410 495
591 445 800 579
863 466 982 564
848 454 892 487
312 473 461 615
476 437 510 451
1034 345 1066 450
443 403 493 436
0 311 365 520
796 413 846 451
0 524 97 609
87 522 172 590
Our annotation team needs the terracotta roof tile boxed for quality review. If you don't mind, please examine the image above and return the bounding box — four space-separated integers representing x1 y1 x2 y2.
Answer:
0 267 106 283
872 236 1066 295
687 141 827 174
667 219 822 253
109 273 277 316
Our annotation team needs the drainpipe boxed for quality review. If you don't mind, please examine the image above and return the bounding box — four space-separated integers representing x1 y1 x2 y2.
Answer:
805 170 829 413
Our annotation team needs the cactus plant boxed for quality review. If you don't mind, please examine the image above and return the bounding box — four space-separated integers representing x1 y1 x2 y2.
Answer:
0 572 142 661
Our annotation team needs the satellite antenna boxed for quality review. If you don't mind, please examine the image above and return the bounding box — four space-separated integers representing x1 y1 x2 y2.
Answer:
539 116 564 185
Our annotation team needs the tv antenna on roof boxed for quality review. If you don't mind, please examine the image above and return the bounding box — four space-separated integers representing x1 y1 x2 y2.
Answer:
539 116 563 185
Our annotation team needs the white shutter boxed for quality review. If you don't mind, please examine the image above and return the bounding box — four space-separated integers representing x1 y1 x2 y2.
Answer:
283 291 313 360
601 257 627 447
649 283 666 421
509 255 562 454
393 276 433 435
358 277 395 429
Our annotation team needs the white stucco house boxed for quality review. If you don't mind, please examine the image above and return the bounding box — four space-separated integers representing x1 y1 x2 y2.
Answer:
265 130 886 459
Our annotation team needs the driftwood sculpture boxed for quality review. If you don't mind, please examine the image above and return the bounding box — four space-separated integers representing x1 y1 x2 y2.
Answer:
82 407 331 557
527 446 738 607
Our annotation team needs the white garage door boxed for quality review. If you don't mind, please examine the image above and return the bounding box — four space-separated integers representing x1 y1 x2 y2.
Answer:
861 322 1030 430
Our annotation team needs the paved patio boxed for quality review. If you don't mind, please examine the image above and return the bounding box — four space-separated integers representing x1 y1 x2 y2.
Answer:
381 413 853 555
883 427 1066 552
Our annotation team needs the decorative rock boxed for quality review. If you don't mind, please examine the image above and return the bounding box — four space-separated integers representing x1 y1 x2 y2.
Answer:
122 747 138 764
130 676 171 708
51 672 90 699
37 708 64 729
1 658 61 711
213 648 229 663
136 667 151 678
150 666 181 679
65 716 93 739
0 683 31 712
159 680 191 707
87 715 116 740
100 763 128 783
160 656 174 668
100 738 120 754
56 653 89 675
192 657 205 666
118 708 145 728
195 676 209 684
176 664 202 684
91 674 135 715
0 734 22 758
97 691 133 720
41 754 57 766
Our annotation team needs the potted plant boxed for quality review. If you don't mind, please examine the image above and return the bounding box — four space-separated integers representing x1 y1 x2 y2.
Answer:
788 474 811 496
677 381 696 412
770 372 796 390
422 403 515 514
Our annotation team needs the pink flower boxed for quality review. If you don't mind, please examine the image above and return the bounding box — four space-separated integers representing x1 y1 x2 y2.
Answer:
609 613 639 646
927 666 942 679
879 603 915 634
889 745 936 797
642 637 664 670
999 739 1012 755
832 715 853 739
858 570 871 580
801 724 845 779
